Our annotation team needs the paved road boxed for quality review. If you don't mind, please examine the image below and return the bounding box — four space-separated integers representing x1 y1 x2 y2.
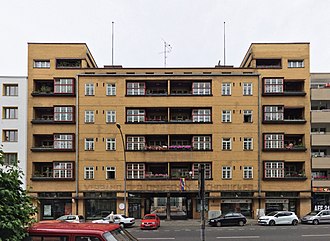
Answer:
127 220 330 241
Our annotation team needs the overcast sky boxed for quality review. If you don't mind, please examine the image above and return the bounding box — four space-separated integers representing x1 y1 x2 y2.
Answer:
1 0 330 76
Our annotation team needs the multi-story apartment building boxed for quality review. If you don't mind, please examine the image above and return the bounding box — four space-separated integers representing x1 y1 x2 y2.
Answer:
0 76 28 188
311 73 330 211
27 42 311 221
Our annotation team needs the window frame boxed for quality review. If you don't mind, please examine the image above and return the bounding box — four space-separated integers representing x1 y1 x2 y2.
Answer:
85 110 95 123
3 84 18 96
264 134 284 149
264 161 284 178
127 163 145 179
222 82 231 96
243 110 253 123
192 82 211 95
222 166 232 179
222 110 231 123
3 107 18 119
85 138 95 151
264 106 284 121
243 83 253 96
192 109 211 122
85 83 95 96
54 106 74 122
106 138 116 151
127 136 145 150
84 166 94 179
106 166 116 180
288 60 304 68
106 110 116 123
33 60 50 68
243 137 253 150
3 130 18 142
126 109 145 123
222 138 232 150
3 153 18 165
53 134 74 149
126 82 145 96
54 78 74 94
192 136 211 150
263 78 284 94
243 166 253 179
53 162 73 179
106 83 116 96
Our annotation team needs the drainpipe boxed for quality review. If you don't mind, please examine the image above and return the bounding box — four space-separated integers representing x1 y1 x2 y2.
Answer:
75 75 79 214
257 74 262 216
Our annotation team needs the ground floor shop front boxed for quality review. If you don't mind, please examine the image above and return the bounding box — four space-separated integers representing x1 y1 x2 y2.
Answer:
34 190 311 221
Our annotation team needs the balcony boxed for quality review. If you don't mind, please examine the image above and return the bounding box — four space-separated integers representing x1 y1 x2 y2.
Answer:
263 107 306 124
127 162 211 180
311 88 330 101
263 79 305 96
32 106 75 124
263 161 307 181
32 79 75 97
256 59 281 68
312 156 330 169
311 110 330 123
313 179 330 187
312 133 330 146
126 134 212 152
263 134 306 152
31 162 74 181
31 134 75 152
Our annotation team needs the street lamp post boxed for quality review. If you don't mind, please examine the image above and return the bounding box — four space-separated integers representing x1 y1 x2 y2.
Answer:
116 123 127 216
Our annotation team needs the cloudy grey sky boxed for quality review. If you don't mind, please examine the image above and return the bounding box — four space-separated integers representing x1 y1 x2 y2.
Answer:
1 0 329 75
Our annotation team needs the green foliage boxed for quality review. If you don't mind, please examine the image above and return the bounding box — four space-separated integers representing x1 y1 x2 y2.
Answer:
0 146 37 241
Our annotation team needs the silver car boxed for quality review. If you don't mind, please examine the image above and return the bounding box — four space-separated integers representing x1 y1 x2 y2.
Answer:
301 210 330 225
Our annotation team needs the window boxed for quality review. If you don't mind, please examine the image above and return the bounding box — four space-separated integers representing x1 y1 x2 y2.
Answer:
127 109 145 122
85 138 94 151
264 106 283 121
265 161 284 178
243 83 253 96
106 138 116 150
264 134 284 149
84 166 94 179
85 110 94 123
222 166 232 179
192 109 211 122
288 60 304 68
192 163 211 179
222 110 231 123
192 82 211 95
54 106 74 122
85 83 94 96
264 78 283 93
3 107 18 119
106 83 116 96
3 84 18 96
54 134 73 149
222 83 231 96
193 136 211 150
3 153 17 165
3 130 18 142
53 162 73 178
106 166 116 180
127 163 145 179
33 60 50 68
127 136 145 150
106 110 116 123
56 59 81 68
127 82 145 95
243 110 253 123
54 78 74 94
243 166 253 179
222 138 231 150
243 137 253 150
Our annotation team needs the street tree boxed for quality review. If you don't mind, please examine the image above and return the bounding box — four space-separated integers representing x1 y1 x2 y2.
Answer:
0 146 37 241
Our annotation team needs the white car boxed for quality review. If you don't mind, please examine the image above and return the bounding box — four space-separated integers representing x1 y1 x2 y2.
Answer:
258 211 299 226
56 215 85 223
92 214 135 227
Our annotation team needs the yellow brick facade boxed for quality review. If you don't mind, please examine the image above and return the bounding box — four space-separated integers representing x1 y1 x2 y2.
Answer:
27 42 311 221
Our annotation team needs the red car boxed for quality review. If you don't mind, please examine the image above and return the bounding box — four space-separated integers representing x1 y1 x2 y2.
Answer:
140 214 161 229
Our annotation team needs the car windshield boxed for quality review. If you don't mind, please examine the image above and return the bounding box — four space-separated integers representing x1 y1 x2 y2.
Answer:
104 228 137 241
143 215 155 220
306 211 319 215
266 211 278 216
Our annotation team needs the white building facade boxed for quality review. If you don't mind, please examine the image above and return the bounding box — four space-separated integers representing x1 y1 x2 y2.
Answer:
0 76 28 188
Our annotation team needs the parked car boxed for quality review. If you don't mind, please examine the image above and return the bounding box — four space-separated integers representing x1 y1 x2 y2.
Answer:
208 212 247 227
258 211 299 226
301 210 330 225
140 214 161 229
56 215 85 223
26 221 138 241
92 214 135 227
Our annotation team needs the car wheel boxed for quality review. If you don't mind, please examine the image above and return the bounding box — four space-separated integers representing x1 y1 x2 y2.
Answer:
120 223 125 228
216 221 222 227
313 219 319 225
292 219 298 226
238 221 244 226
269 220 275 226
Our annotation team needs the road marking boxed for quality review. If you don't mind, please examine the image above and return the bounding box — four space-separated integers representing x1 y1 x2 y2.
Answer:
138 238 175 240
217 236 260 239
302 234 330 237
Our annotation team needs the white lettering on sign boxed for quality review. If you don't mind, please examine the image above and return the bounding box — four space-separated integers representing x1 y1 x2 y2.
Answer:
314 205 330 211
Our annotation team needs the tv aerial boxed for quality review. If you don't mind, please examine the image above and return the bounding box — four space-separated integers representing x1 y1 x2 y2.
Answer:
160 39 172 67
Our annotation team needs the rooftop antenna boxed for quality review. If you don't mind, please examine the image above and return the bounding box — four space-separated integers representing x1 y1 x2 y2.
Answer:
161 39 172 67
224 21 226 66
112 21 114 65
